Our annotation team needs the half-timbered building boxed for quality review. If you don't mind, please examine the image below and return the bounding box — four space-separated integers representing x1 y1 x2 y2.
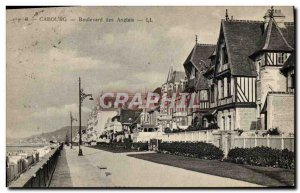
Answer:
204 7 295 134
250 7 295 135
183 42 216 128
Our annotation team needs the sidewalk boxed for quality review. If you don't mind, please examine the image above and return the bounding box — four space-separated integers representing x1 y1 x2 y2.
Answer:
76 147 261 187
49 149 72 187
49 146 261 187
50 147 114 187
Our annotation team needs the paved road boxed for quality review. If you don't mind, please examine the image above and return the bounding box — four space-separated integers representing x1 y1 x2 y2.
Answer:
51 146 261 187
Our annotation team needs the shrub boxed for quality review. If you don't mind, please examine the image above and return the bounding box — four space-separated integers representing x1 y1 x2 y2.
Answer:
164 127 172 133
187 125 201 131
205 123 219 130
227 147 294 169
95 140 148 151
99 134 107 138
132 142 149 151
158 142 224 160
266 127 281 136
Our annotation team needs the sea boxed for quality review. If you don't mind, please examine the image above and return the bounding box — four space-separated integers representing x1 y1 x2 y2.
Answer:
6 144 47 154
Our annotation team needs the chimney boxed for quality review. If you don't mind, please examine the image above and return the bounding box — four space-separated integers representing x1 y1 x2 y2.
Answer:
263 7 286 29
225 9 229 21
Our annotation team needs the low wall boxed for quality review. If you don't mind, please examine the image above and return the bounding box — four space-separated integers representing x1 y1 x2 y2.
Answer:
212 131 294 156
160 130 214 143
232 135 294 151
8 144 62 188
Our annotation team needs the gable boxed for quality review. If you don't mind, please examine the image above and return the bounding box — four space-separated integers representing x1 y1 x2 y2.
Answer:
221 20 263 76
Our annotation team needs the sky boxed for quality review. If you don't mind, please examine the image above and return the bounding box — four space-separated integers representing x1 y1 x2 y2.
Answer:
6 6 294 139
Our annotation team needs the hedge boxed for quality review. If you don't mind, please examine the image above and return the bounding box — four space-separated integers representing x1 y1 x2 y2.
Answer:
158 142 224 160
96 141 148 151
227 147 294 169
131 142 149 151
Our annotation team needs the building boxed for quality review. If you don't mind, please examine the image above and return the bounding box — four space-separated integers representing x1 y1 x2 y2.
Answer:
183 41 216 128
201 7 294 134
159 67 187 131
120 108 143 133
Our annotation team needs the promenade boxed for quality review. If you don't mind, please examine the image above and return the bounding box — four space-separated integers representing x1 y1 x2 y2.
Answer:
50 146 261 187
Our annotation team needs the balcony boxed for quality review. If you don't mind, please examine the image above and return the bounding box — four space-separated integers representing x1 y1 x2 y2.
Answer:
210 102 217 108
157 114 172 121
217 95 234 107
217 63 230 76
173 111 188 117
192 100 210 112
199 101 210 109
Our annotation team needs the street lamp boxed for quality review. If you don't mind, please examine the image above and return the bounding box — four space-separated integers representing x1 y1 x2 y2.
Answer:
78 77 93 156
70 112 77 149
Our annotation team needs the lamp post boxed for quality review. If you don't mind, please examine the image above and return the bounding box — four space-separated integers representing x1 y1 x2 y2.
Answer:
78 77 93 156
70 112 77 149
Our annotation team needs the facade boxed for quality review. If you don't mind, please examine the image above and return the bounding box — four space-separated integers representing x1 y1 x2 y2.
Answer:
183 42 216 128
84 7 295 142
159 67 187 131
194 8 294 135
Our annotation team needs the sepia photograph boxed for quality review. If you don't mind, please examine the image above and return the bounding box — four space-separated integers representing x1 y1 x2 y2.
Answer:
6 6 295 188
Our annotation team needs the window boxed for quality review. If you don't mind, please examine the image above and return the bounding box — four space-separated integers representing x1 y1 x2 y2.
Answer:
221 46 228 65
200 90 208 101
222 116 226 130
210 86 215 103
257 61 261 80
291 73 295 89
190 67 195 79
220 80 224 99
227 78 231 97
277 53 286 64
228 115 231 130
291 70 295 88
181 117 187 126
203 119 207 128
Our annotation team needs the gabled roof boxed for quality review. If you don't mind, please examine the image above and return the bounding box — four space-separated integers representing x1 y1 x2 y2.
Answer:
281 53 295 74
183 44 216 72
120 109 142 124
254 19 294 54
221 20 264 76
195 75 208 91
281 23 295 48
183 44 215 89
152 87 162 95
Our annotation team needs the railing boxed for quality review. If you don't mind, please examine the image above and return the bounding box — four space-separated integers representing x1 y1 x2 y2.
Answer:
217 63 229 73
192 101 210 112
173 112 187 117
217 96 234 106
199 101 210 110
8 144 62 188
157 114 172 121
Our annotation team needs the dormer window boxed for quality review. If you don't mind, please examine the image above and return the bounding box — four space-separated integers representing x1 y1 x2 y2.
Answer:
220 44 228 65
265 52 290 66
277 53 286 64
190 67 196 79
